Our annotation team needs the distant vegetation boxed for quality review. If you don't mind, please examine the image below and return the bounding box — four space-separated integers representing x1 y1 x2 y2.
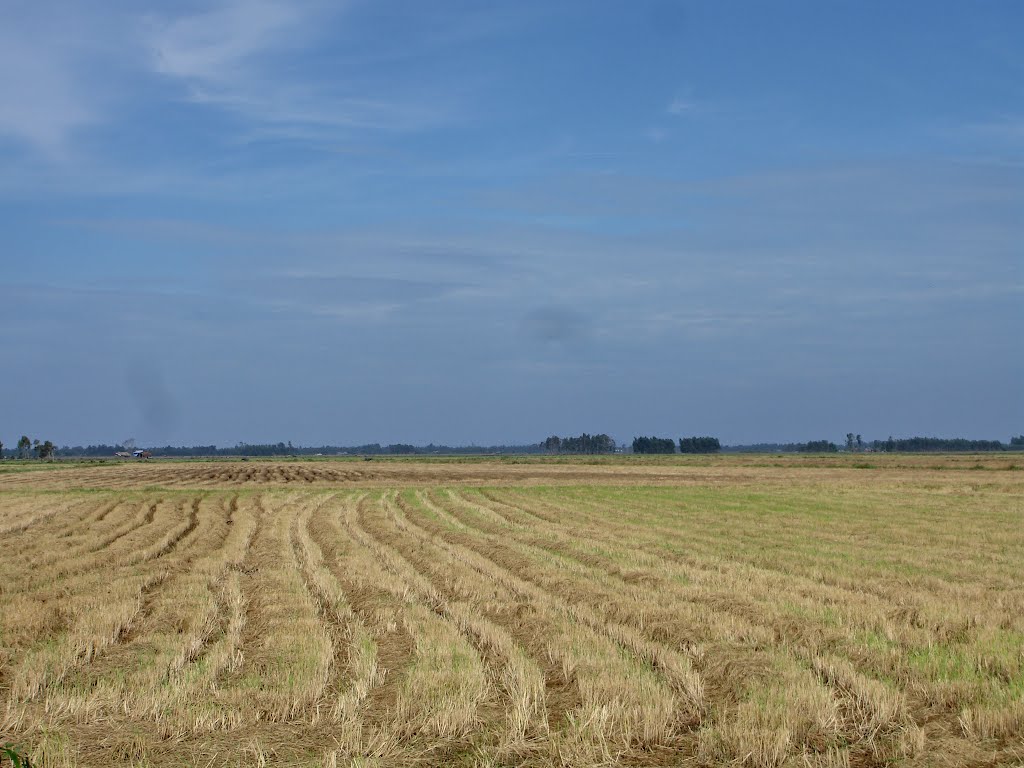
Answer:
542 434 617 454
0 436 55 460
632 436 677 454
1 434 1022 459
727 436 1021 453
799 440 840 453
39 442 548 458
870 436 1009 452
678 436 722 454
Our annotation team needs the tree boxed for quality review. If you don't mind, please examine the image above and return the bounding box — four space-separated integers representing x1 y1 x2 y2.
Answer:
17 436 30 459
35 440 54 460
632 436 675 454
678 436 721 454
799 440 839 453
541 434 615 454
845 433 855 451
1010 435 1024 447
0 438 4 458
543 436 561 453
869 436 1005 452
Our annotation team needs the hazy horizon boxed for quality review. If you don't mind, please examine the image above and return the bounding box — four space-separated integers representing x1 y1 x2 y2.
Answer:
13 433 1024 453
2 1 1021 447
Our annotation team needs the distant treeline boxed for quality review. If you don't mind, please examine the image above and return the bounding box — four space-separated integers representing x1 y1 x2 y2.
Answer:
632 437 677 454
678 436 722 454
725 436 1024 453
631 436 723 454
868 436 1016 452
800 440 840 453
5 434 1020 459
50 441 547 458
723 441 846 453
542 434 617 454
724 443 821 453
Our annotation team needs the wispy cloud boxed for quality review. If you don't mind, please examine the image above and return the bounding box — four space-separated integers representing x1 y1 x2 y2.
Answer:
0 0 457 159
148 0 305 85
145 0 450 137
0 4 115 156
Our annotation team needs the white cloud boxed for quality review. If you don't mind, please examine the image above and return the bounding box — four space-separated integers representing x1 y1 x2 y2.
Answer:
0 0 451 158
149 0 303 85
145 0 448 136
0 4 114 156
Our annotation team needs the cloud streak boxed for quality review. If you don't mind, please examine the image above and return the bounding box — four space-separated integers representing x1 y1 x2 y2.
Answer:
0 3 116 155
149 0 304 85
145 0 451 137
0 0 458 160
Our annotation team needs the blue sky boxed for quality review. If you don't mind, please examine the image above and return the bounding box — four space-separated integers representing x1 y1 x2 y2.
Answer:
1 0 1021 447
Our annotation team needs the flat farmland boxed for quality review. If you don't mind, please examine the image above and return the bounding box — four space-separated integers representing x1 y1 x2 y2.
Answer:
1 457 1021 767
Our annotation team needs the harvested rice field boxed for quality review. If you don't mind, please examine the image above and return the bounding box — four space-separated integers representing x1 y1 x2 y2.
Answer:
1 455 1022 766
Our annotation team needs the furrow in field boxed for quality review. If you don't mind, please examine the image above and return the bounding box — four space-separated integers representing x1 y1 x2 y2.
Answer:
422 490 882 763
0 496 97 539
155 494 264 734
422 491 711 701
39 495 124 537
164 496 253 681
470 488 985 661
4 568 169 716
0 497 116 583
462 489 885 637
4 499 184 598
480 487 913 586
0 498 121 586
305 492 530 761
2 459 1019 767
117 496 258 732
304 494 417 753
287 492 370 722
377 491 574 733
27 496 234 725
434 489 718 680
459 490 942 761
118 495 205 566
86 499 159 552
477 487 1022 722
356 492 551 753
0 496 51 531
384 491 696 759
212 493 334 726
512 485 1021 590
482 489 888 635
344 494 493 752
292 494 383 745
